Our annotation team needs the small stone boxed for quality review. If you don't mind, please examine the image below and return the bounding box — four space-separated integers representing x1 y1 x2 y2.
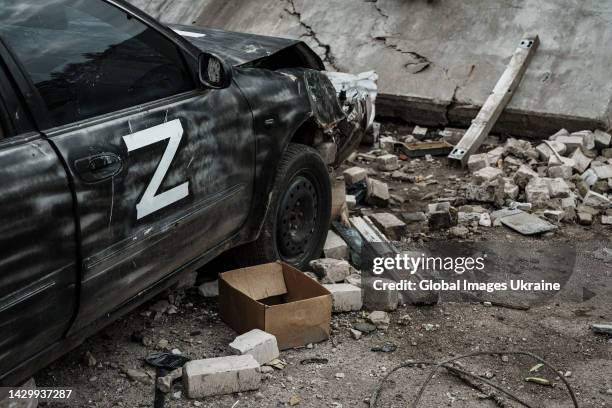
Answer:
157 339 169 349
412 125 428 138
428 202 456 231
548 164 573 179
487 146 505 164
335 372 345 379
367 311 390 329
504 138 532 159
593 164 612 180
543 210 565 223
380 136 396 153
289 395 301 406
501 355 509 363
450 225 469 239
595 130 612 149
478 213 492 227
126 369 150 383
346 194 357 210
85 351 97 367
602 215 612 225
350 329 362 340
602 148 612 159
549 128 570 141
403 212 427 223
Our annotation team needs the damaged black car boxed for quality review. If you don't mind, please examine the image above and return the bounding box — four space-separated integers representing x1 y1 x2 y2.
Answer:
0 0 376 385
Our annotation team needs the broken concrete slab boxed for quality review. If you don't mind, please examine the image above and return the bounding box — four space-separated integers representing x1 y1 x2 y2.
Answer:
323 230 349 260
183 355 261 398
323 283 363 312
369 212 406 240
229 329 279 365
500 211 557 235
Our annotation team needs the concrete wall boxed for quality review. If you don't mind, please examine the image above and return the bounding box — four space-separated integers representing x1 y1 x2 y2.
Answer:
129 0 612 138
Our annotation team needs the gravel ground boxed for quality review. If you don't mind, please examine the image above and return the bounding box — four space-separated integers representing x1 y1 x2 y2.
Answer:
35 122 612 407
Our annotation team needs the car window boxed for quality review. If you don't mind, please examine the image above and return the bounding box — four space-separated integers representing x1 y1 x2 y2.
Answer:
0 0 194 127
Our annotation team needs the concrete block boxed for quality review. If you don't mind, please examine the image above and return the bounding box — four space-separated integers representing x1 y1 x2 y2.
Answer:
548 129 569 141
582 191 611 209
229 329 279 365
593 164 612 180
473 166 503 184
309 258 351 283
323 230 349 260
513 164 538 188
570 148 593 173
503 156 523 173
323 283 363 312
571 130 596 150
504 138 532 159
578 211 594 225
428 202 456 230
581 169 598 186
458 212 481 223
403 212 427 223
379 136 396 153
412 125 428 138
346 194 357 210
486 146 505 164
366 178 390 207
376 154 400 171
602 148 612 159
183 355 261 398
536 141 566 161
343 167 367 186
369 213 406 240
467 153 489 172
525 178 550 206
547 178 571 198
548 164 573 179
594 130 612 150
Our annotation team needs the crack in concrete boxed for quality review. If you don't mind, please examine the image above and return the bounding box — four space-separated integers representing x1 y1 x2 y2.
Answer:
283 0 339 70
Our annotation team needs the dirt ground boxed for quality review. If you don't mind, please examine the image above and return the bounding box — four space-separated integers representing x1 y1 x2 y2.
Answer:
35 122 612 407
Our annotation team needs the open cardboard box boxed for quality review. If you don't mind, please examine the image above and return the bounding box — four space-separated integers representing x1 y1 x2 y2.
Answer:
218 261 332 350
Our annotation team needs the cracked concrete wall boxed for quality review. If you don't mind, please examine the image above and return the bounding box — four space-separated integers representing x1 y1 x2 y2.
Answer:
129 0 612 137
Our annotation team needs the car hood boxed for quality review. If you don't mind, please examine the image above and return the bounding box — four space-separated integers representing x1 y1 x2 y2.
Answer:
168 24 318 68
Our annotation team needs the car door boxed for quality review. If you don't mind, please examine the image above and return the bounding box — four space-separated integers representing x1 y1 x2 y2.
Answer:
0 0 254 331
0 53 77 383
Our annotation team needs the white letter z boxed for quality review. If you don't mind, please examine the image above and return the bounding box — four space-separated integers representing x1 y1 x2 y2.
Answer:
123 119 189 220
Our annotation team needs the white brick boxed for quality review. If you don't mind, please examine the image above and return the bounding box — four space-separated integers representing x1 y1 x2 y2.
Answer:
594 129 612 150
549 129 569 141
229 329 279 365
473 166 503 184
376 154 400 171
346 195 357 210
570 130 595 150
343 167 367 185
548 164 573 179
547 178 571 198
593 165 612 180
570 148 592 173
369 213 406 240
323 283 362 312
536 141 566 161
323 230 348 260
183 355 260 398
582 191 611 209
467 153 489 172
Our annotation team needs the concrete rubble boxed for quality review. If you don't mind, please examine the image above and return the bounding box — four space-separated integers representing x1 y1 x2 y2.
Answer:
229 329 280 365
183 355 261 398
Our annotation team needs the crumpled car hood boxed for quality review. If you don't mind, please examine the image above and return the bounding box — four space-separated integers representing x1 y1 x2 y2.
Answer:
169 24 311 67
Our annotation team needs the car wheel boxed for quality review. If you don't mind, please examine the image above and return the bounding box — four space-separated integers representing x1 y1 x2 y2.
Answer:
238 143 332 270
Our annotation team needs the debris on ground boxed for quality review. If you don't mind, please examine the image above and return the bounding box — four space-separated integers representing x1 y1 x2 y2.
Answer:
183 355 261 398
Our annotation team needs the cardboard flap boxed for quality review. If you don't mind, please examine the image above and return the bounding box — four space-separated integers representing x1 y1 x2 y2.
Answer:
220 262 287 301
282 263 332 302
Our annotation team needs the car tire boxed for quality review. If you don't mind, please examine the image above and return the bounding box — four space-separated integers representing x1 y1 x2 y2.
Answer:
237 143 332 270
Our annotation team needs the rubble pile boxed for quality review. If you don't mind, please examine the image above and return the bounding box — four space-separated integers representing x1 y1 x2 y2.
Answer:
337 125 612 238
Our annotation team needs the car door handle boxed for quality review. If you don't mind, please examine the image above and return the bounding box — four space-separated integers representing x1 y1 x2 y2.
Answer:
74 153 123 183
